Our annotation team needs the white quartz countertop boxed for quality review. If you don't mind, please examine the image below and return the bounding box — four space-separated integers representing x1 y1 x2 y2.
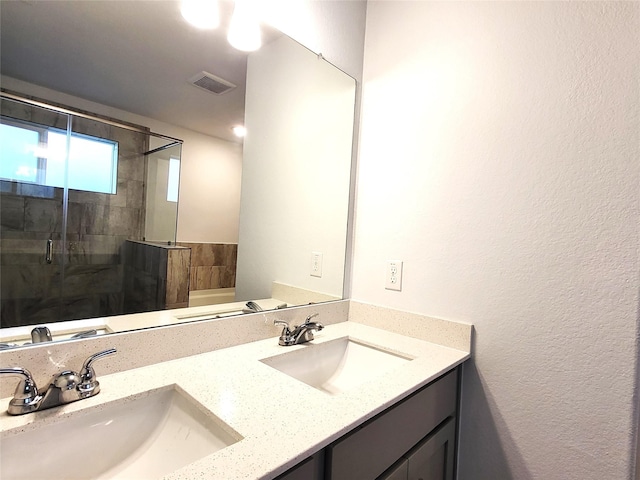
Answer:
0 321 470 480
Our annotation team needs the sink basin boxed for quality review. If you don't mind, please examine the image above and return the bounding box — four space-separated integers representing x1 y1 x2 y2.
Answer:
0 385 241 480
261 337 413 395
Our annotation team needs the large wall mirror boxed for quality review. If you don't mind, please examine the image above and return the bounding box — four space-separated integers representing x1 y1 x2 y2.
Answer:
0 0 356 348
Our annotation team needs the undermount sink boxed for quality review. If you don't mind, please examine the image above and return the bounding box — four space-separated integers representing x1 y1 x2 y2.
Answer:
261 337 414 395
0 385 241 480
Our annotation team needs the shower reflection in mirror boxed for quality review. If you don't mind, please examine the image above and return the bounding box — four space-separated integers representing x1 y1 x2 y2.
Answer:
0 94 182 330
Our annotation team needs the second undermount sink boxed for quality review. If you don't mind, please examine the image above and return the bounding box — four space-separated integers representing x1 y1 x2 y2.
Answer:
260 337 414 395
0 385 241 480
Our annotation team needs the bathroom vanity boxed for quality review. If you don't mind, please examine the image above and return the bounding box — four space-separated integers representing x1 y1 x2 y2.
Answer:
278 368 458 480
0 318 470 480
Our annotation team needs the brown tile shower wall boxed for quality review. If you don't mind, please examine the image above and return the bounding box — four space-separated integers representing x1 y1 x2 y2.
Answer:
0 96 148 327
1 183 64 327
177 243 237 291
122 241 190 311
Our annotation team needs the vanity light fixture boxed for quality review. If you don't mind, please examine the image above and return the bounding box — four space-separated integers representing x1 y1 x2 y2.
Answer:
232 125 247 138
227 0 262 52
180 0 220 30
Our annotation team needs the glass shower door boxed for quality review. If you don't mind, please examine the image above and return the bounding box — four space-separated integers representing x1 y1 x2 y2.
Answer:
61 116 149 321
0 97 70 329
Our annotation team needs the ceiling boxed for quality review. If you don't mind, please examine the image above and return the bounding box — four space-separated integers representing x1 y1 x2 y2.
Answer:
0 0 283 143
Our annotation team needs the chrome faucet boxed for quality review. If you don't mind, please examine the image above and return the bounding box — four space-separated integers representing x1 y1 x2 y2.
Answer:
71 329 98 339
243 301 264 314
274 314 324 346
31 326 52 343
0 348 116 415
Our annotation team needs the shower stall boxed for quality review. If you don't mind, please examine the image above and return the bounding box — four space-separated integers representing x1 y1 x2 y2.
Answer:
0 92 182 329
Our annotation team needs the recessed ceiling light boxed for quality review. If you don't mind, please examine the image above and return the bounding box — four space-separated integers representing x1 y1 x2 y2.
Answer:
233 126 247 138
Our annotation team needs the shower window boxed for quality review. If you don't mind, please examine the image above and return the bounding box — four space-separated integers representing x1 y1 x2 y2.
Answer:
0 120 45 184
167 156 180 202
0 118 118 194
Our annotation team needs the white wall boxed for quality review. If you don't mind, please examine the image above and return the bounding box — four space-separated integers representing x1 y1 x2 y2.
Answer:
235 36 355 301
259 0 367 301
260 0 367 80
354 2 639 479
1 76 242 244
174 132 241 243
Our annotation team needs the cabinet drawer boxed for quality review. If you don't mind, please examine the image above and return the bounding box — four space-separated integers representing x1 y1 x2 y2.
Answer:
326 368 458 480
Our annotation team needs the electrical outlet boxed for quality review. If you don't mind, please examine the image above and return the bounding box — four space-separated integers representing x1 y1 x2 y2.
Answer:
385 260 403 291
311 251 323 277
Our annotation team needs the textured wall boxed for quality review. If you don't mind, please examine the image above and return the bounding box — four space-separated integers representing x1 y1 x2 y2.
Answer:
354 2 639 479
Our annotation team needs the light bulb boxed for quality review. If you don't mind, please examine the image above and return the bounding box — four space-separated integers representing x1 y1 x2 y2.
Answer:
181 0 220 30
227 0 262 52
232 126 247 137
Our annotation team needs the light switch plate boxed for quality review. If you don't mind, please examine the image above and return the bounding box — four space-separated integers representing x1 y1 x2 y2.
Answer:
385 260 403 291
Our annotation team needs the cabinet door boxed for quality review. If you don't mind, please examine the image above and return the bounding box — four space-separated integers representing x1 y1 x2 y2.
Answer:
327 369 458 480
275 451 324 480
378 459 408 480
406 418 456 480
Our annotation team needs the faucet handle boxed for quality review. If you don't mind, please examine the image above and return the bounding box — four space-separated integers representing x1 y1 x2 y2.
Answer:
78 348 117 397
303 313 320 325
274 320 291 334
0 367 42 414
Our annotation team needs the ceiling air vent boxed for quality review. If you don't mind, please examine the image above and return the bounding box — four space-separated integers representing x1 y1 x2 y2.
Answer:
188 71 236 95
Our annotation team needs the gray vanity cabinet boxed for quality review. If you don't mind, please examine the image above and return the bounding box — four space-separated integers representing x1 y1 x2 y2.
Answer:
276 367 459 480
326 367 458 480
379 460 409 480
406 417 455 480
275 451 325 480
378 417 455 480
410 417 456 480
